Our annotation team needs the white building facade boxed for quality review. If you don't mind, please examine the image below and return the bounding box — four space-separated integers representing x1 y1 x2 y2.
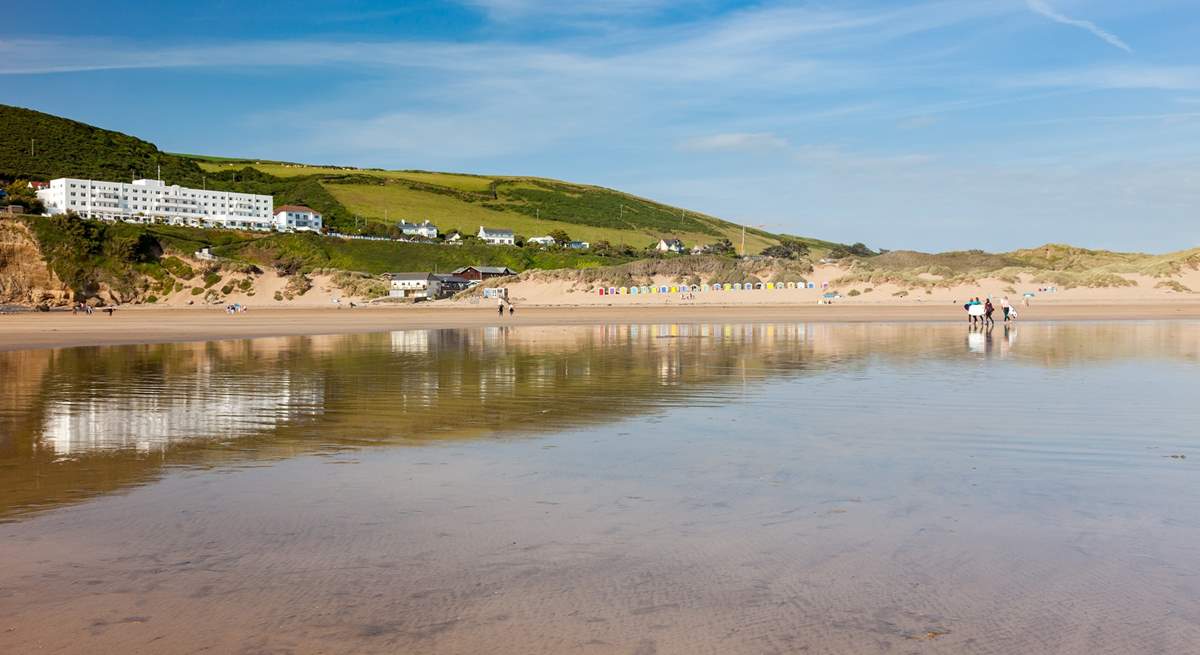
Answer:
399 220 438 239
37 178 274 230
389 273 442 300
273 205 323 232
478 226 515 245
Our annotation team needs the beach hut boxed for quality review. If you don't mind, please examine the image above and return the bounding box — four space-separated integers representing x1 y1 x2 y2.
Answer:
670 286 678 293
690 285 701 292
786 282 796 289
598 288 606 296
642 286 651 294
733 283 742 291
723 283 733 291
630 286 639 295
607 287 617 295
619 287 628 295
766 282 775 290
754 282 765 290
776 283 785 291
701 284 710 292
807 282 816 289
659 286 669 294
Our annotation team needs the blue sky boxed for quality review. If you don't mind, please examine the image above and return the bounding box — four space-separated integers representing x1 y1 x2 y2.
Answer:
4 0 1199 251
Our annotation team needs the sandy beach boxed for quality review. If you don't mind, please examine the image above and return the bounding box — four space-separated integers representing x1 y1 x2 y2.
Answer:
1 301 1199 351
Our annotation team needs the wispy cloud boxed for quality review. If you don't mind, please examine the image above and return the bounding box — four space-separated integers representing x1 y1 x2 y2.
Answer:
679 132 788 153
1025 0 1132 53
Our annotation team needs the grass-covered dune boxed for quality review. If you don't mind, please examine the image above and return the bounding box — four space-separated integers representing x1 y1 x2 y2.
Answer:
836 244 1200 289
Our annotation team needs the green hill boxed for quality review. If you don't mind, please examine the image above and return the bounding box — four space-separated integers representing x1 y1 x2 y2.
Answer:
0 105 203 183
0 103 842 252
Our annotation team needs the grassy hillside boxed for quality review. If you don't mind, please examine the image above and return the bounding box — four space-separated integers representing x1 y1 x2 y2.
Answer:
0 105 203 183
193 158 788 251
1 103 841 253
215 232 627 276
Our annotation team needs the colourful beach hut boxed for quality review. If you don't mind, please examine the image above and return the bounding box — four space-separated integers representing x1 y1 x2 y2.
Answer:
607 287 617 295
808 282 816 289
619 286 628 295
630 286 639 295
659 286 670 294
701 284 711 292
597 288 606 296
733 283 742 290
754 282 765 290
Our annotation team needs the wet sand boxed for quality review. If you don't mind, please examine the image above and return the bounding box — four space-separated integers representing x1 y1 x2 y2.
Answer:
2 301 1200 351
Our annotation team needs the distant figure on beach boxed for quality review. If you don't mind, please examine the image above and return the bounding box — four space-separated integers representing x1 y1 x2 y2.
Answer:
984 299 995 326
964 297 984 326
498 299 505 317
1001 296 1012 322
103 307 116 317
508 304 515 316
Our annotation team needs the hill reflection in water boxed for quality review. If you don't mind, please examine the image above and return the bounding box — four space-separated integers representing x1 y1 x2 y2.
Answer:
0 321 1197 520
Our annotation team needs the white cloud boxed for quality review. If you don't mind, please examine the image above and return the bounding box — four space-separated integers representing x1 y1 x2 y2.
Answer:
679 132 788 153
1015 66 1200 91
1025 0 1132 53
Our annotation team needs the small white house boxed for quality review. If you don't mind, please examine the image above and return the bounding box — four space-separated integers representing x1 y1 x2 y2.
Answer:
568 241 590 250
656 238 685 253
527 236 557 246
273 205 323 232
478 226 515 246
389 273 441 300
398 220 438 239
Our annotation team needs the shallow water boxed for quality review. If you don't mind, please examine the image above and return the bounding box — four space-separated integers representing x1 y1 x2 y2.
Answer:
1 321 1199 654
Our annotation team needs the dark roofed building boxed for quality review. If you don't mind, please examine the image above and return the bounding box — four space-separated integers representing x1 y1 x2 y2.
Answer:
451 265 516 281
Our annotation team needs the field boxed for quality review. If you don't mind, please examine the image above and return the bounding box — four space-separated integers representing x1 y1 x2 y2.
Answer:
192 156 782 251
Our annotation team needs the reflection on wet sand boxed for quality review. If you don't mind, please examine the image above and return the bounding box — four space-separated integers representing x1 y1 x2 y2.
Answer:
2 322 1198 519
1 321 1199 654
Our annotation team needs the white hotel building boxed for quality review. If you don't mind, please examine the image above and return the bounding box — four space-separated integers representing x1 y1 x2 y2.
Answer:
37 178 283 231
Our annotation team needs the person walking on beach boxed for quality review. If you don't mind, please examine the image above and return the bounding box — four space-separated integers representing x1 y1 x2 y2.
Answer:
498 298 505 317
1001 296 1012 322
984 298 995 326
508 303 515 316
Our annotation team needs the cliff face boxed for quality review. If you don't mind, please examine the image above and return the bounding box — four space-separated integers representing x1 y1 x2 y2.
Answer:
0 220 72 307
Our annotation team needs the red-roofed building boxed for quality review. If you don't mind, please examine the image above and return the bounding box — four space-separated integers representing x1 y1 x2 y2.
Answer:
273 205 322 232
27 181 49 190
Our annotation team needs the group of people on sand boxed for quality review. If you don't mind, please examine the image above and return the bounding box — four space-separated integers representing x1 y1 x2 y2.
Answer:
964 296 1017 326
497 298 516 317
71 303 116 316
